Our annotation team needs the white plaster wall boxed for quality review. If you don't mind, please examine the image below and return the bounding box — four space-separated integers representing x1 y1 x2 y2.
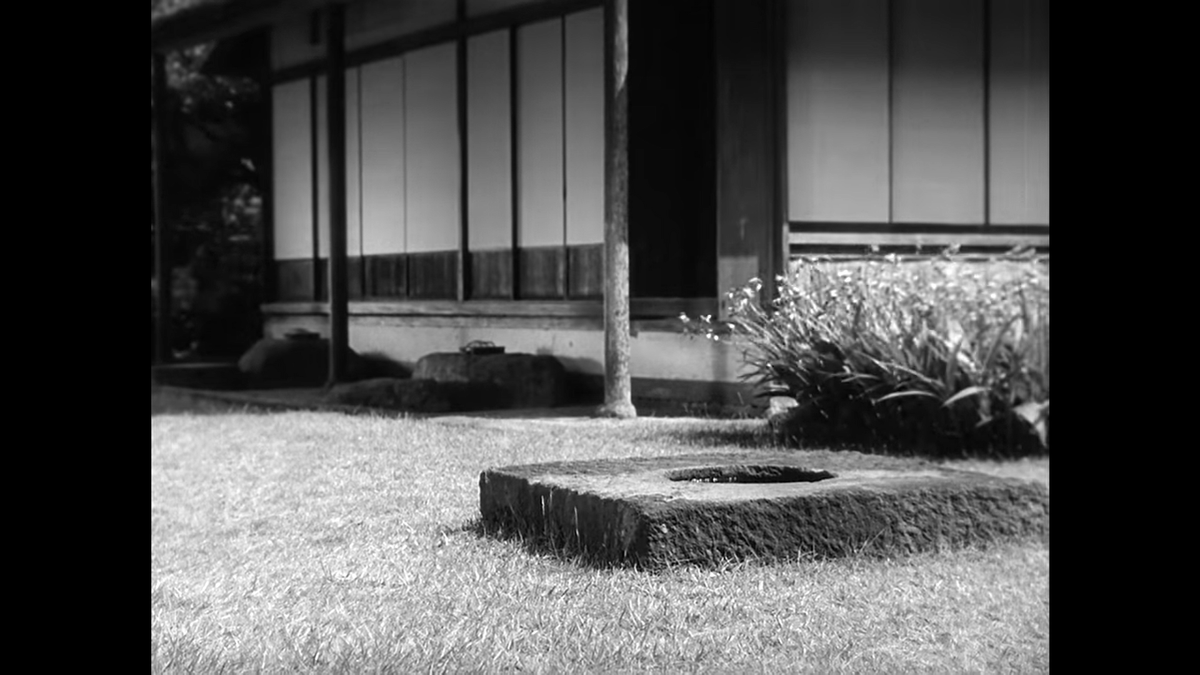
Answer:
564 8 605 246
517 19 565 248
347 68 364 257
264 318 751 385
313 71 369 259
315 75 331 258
404 43 461 253
785 0 1047 227
467 30 514 251
271 80 313 260
989 0 1049 225
271 5 610 263
891 0 986 224
359 56 408 255
786 0 890 223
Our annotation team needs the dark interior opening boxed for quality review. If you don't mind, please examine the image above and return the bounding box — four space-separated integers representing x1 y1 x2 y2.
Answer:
629 0 717 300
667 465 837 484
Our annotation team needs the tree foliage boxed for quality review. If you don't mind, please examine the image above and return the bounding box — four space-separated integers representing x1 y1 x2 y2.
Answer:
152 0 267 357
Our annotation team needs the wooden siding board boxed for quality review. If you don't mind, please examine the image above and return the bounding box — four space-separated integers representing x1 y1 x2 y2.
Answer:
567 243 603 298
470 249 515 299
407 251 460 299
518 246 566 298
363 253 408 298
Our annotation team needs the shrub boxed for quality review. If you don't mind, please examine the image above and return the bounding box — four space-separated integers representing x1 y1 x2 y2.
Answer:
682 247 1049 458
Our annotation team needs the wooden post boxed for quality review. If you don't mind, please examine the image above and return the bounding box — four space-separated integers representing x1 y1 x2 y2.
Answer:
152 52 172 364
326 2 349 385
598 0 636 418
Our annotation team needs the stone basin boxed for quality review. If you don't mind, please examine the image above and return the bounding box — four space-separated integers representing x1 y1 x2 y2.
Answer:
479 451 1049 569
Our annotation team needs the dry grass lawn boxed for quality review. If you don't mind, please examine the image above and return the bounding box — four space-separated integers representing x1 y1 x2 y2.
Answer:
152 390 1049 673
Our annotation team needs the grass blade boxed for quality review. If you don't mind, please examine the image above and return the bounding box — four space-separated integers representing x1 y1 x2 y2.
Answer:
943 386 990 408
875 390 940 403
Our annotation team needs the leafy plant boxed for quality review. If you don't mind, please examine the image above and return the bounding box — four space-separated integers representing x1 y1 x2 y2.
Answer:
151 3 267 361
682 246 1049 457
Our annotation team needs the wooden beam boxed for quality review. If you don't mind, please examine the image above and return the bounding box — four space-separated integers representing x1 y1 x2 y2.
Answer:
261 297 718 319
789 230 1050 249
599 0 636 418
152 52 172 364
152 0 330 52
325 2 350 385
271 0 605 86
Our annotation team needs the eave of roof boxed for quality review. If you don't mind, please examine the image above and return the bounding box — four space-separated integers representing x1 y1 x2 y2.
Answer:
201 30 270 78
151 0 337 52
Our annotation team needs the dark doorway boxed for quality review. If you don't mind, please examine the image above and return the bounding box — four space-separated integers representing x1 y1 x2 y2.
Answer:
629 0 717 300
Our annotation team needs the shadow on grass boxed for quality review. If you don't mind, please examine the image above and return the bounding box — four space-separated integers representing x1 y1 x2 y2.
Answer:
622 418 1047 463
444 515 836 573
442 516 661 572
151 386 416 419
443 514 1027 573
773 427 1049 461
356 352 413 379
655 425 783 451
151 390 270 417
638 419 904 456
655 406 1049 461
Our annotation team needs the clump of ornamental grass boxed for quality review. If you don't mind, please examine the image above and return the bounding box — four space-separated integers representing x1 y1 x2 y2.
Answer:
682 246 1049 458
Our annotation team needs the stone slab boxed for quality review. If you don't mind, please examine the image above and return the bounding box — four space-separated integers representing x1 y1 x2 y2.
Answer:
237 338 372 388
324 377 509 413
479 451 1049 569
414 352 568 408
325 378 453 412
